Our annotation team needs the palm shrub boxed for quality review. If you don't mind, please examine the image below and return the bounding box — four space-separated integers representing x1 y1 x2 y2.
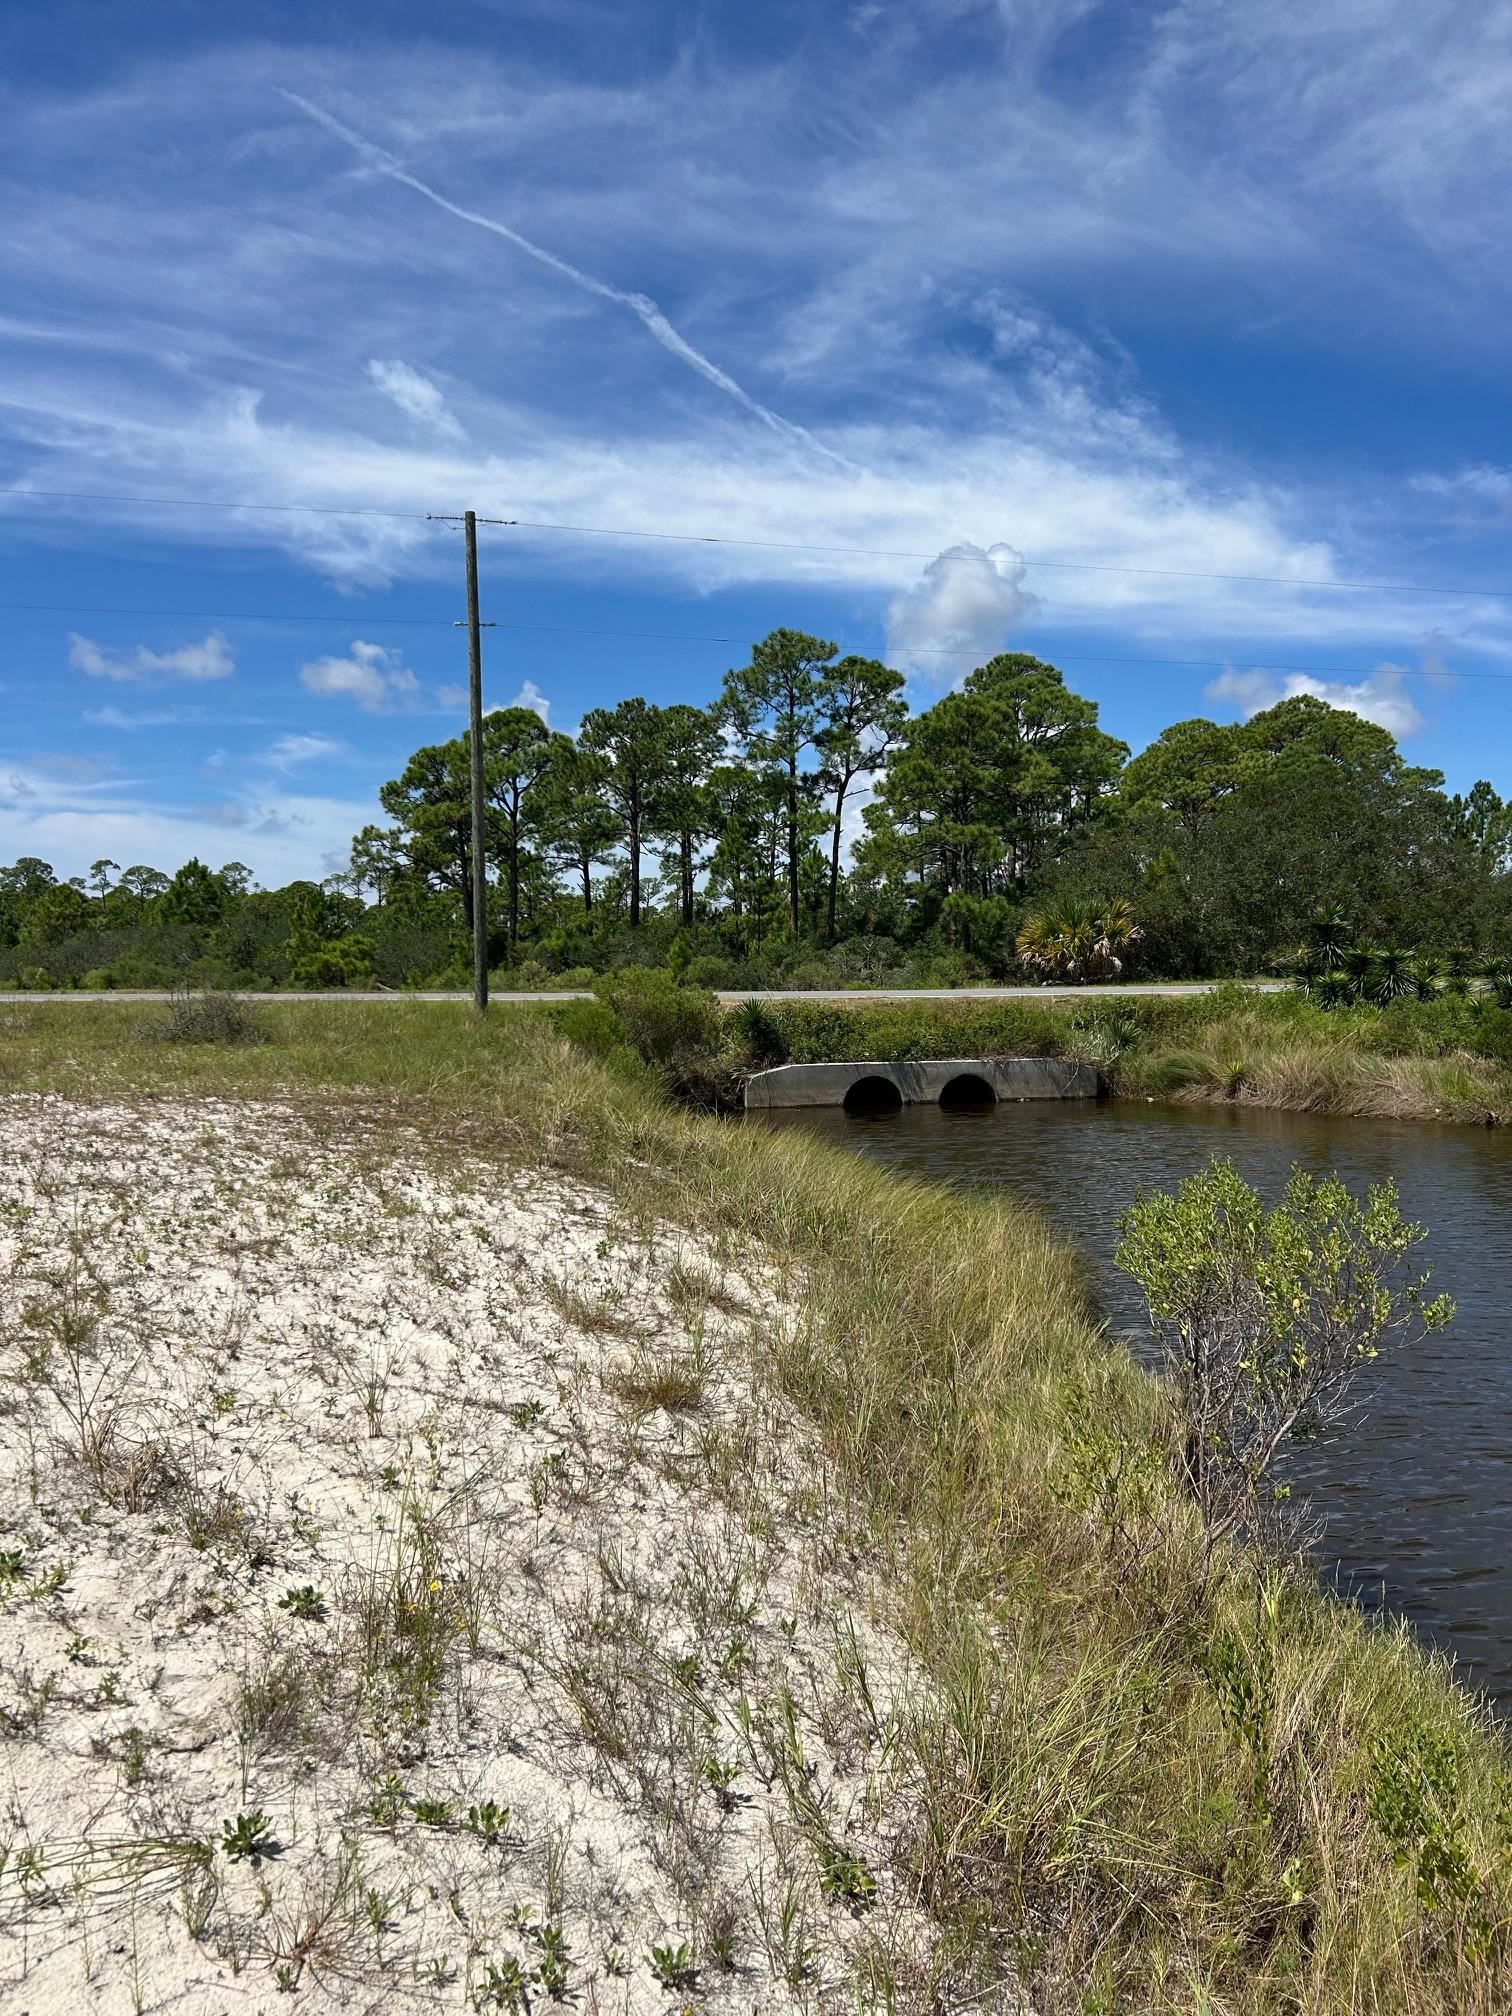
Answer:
1407 952 1443 1001
1303 905 1353 969
1016 898 1141 983
1364 945 1414 1005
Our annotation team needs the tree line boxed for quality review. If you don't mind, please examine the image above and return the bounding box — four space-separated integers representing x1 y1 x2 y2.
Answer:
4 631 1510 990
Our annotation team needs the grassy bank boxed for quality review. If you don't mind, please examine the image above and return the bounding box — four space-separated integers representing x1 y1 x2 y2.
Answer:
728 984 1512 1124
3 999 1511 2011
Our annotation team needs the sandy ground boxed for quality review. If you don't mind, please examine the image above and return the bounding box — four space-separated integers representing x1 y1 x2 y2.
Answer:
0 1095 949 2015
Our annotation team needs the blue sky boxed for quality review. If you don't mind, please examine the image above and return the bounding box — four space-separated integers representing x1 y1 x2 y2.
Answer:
5 0 1512 884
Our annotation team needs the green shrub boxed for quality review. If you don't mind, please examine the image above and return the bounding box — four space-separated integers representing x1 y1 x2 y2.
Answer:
1467 1004 1512 1066
731 999 788 1066
593 968 724 1098
681 954 747 989
555 999 636 1066
289 934 376 989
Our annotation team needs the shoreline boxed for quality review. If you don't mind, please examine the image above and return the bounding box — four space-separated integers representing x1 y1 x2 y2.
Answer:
1 1001 1510 2011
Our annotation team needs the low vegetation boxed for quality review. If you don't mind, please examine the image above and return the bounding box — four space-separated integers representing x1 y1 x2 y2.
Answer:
1 999 1510 2013
553 974 1512 1124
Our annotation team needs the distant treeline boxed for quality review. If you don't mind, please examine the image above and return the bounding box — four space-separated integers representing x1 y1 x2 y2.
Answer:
4 636 1510 989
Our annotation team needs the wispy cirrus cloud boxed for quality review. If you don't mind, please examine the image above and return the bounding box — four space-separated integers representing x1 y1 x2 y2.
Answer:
262 731 349 771
0 1 1508 826
368 357 463 439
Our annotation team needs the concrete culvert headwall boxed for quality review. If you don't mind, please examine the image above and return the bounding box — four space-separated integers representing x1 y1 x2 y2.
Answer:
743 1058 1099 1109
938 1072 997 1111
842 1074 904 1117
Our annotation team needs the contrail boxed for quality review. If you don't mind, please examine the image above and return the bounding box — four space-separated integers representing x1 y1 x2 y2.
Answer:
278 90 852 469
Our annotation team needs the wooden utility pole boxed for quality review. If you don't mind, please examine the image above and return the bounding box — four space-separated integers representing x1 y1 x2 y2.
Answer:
428 509 514 1014
463 510 488 1013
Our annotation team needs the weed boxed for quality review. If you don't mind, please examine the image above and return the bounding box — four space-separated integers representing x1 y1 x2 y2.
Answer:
278 1584 326 1623
474 1956 529 2011
410 1796 455 1829
465 1800 511 1848
817 1841 878 1914
702 1753 742 1810
648 1938 696 1989
145 988 267 1047
235 1652 315 1755
220 1809 279 1864
532 1921 571 1999
750 1868 814 1987
364 1773 409 1830
701 1890 741 1971
605 1349 706 1418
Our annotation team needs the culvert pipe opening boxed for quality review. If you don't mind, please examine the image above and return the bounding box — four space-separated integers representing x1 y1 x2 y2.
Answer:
939 1072 997 1112
843 1075 903 1117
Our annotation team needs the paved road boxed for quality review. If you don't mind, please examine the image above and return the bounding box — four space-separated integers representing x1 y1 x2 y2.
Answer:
1 981 1281 1005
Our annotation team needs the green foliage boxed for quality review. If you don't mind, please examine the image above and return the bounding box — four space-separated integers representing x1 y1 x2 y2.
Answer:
1017 898 1141 982
1117 1158 1453 1535
220 1809 278 1863
1367 1720 1504 1955
731 998 788 1066
553 998 637 1069
7 634 1512 991
277 1583 325 1622
592 968 723 1095
464 1799 510 1847
647 1940 696 1989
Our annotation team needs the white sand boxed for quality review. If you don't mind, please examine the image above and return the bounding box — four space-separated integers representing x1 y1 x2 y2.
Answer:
0 1095 946 2014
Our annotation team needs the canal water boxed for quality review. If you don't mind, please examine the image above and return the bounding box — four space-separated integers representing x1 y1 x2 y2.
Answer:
759 1097 1512 1705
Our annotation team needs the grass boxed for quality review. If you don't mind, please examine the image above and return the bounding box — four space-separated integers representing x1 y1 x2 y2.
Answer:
724 983 1512 1124
3 998 1511 2009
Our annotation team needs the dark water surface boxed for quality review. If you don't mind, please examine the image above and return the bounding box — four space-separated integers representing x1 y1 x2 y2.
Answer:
759 1097 1512 1704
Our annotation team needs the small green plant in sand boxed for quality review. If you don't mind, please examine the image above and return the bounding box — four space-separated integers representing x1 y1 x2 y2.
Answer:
465 1800 511 1848
648 1938 696 1989
220 1809 278 1864
277 1583 325 1623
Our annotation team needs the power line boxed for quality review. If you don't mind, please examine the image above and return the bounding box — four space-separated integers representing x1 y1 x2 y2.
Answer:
2 597 1510 680
2 482 1510 602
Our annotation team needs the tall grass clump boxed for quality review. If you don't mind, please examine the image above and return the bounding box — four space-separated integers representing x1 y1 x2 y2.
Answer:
4 999 1512 2009
143 987 267 1047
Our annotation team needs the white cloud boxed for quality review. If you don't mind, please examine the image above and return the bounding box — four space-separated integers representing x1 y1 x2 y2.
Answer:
509 679 551 724
68 630 235 684
86 703 216 730
1206 664 1425 740
299 640 423 713
262 732 348 771
0 759 376 885
367 357 464 439
885 543 1039 679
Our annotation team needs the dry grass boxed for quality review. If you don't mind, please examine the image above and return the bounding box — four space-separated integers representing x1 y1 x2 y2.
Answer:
2 1000 1511 2011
